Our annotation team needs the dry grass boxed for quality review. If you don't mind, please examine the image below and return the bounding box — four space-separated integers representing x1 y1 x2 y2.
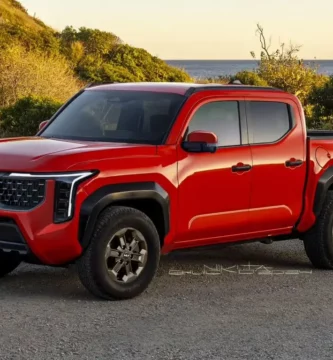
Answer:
0 0 48 32
195 76 231 85
0 45 82 107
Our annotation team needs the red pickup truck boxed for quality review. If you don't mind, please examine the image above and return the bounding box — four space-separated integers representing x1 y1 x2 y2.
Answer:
1 82 333 300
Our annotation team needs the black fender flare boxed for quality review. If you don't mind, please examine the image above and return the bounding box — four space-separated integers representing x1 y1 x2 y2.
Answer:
79 182 170 248
314 166 333 217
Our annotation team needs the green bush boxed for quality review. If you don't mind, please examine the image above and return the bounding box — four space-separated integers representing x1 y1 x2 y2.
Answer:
58 27 192 83
0 96 62 137
250 24 329 105
258 58 327 104
74 43 192 83
76 57 138 83
308 76 333 129
232 70 268 86
75 43 192 83
60 26 120 59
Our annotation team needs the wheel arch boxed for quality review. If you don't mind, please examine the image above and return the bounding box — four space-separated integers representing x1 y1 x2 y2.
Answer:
79 182 170 249
314 166 333 217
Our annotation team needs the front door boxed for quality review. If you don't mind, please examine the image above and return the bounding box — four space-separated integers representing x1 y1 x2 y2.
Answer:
176 98 253 245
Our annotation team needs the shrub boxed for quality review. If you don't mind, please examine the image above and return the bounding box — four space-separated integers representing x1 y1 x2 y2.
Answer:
0 45 81 107
108 44 192 82
9 0 27 13
1 2 193 87
258 58 327 104
76 57 138 83
60 40 85 68
251 24 328 104
0 24 59 54
60 26 120 59
232 70 268 86
75 43 192 83
308 76 333 129
0 96 62 137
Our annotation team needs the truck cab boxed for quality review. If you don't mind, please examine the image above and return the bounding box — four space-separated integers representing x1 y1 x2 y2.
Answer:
1 82 333 300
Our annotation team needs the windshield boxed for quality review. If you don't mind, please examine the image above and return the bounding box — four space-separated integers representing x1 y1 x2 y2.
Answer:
41 90 186 144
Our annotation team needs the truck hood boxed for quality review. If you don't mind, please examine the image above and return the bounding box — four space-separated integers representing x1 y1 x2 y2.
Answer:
0 137 157 172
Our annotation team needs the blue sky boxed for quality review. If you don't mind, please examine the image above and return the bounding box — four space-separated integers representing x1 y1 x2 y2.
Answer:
20 0 333 59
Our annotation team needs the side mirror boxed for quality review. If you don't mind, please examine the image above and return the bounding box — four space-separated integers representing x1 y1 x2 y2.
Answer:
39 120 49 131
182 131 218 153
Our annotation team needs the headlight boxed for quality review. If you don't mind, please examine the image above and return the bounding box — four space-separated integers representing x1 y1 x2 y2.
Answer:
54 172 95 223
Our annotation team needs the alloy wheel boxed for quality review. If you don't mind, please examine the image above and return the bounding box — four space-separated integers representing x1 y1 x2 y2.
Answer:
105 227 148 283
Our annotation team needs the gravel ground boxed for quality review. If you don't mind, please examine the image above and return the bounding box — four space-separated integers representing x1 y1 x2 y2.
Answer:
1 239 333 360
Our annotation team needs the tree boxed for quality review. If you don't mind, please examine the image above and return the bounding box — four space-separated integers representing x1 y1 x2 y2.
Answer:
76 27 121 56
251 24 327 104
59 26 121 61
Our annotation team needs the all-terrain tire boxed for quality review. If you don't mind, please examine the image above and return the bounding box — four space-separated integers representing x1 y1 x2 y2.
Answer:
77 206 160 300
304 191 333 269
0 251 22 278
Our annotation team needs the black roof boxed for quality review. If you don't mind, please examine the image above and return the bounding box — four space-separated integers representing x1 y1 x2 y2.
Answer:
184 85 283 96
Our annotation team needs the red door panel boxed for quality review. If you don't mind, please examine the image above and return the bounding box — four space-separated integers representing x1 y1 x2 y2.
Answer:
176 145 252 242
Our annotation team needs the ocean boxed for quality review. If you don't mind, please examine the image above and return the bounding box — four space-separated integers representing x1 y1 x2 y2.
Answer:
165 60 333 79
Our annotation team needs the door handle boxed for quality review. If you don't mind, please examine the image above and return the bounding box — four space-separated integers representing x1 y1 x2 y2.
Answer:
285 159 303 167
232 164 252 172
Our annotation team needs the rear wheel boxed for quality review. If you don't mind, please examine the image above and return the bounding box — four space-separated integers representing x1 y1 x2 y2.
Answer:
0 251 22 278
77 206 160 300
304 191 333 269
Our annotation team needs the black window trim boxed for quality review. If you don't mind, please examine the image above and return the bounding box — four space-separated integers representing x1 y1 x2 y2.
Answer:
161 96 188 144
245 100 296 146
183 100 249 149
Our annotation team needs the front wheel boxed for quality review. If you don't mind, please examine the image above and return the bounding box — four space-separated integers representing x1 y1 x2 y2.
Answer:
0 251 22 278
304 191 333 269
77 206 160 300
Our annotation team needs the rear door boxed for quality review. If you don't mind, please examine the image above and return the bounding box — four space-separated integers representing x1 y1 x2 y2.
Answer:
245 98 306 233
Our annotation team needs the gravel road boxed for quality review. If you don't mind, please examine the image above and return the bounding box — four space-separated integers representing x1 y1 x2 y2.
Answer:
1 239 333 360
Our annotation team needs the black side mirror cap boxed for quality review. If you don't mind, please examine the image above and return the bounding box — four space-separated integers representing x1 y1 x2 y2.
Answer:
182 142 217 153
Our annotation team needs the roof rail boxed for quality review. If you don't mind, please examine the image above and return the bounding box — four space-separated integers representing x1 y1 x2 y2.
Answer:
185 84 283 96
85 82 119 88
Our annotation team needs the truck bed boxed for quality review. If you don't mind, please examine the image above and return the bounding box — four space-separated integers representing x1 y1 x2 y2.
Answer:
308 130 333 139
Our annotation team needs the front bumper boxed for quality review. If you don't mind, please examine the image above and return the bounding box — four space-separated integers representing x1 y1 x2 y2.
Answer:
0 181 84 265
0 219 28 254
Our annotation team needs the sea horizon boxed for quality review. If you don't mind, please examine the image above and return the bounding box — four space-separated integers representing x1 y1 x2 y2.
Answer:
165 59 333 79
165 59 333 60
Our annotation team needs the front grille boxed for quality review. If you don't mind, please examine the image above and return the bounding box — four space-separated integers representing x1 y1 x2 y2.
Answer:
0 177 46 210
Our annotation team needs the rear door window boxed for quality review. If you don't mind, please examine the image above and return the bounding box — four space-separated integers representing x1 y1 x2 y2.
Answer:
247 101 292 144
